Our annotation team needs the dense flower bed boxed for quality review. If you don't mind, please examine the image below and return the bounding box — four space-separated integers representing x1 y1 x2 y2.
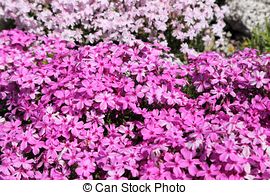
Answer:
0 30 270 180
0 0 228 54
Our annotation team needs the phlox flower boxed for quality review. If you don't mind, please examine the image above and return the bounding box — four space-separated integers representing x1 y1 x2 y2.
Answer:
250 71 269 88
95 92 115 111
1 30 270 180
76 159 96 178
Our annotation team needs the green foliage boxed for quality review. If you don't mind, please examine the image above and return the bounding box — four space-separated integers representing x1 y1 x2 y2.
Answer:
215 0 226 6
0 19 15 31
0 100 8 117
243 20 270 52
182 80 199 99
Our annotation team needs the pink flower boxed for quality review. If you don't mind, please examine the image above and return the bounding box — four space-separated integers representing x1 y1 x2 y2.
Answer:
107 169 127 180
118 123 135 138
250 71 269 88
0 161 15 176
165 153 184 178
252 148 270 173
1 30 270 180
141 123 164 140
16 130 36 151
197 164 221 179
76 159 96 178
13 157 34 170
68 116 84 137
178 148 200 176
215 141 239 162
95 92 115 111
251 95 266 110
163 91 182 105
211 71 227 84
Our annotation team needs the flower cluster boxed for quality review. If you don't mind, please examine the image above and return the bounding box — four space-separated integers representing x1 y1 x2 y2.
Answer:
0 0 228 54
227 0 270 31
0 30 270 180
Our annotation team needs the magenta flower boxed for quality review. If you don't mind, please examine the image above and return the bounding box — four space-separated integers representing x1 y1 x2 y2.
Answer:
250 71 269 88
165 153 183 178
1 30 270 180
0 161 15 176
215 141 239 162
76 159 96 178
107 169 127 180
252 148 270 173
197 164 221 180
177 149 200 176
16 130 36 151
13 157 34 170
95 92 115 111
251 95 266 110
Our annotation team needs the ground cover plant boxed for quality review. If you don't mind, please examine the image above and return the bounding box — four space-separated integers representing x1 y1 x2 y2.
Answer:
0 0 228 55
0 30 270 180
243 19 270 53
